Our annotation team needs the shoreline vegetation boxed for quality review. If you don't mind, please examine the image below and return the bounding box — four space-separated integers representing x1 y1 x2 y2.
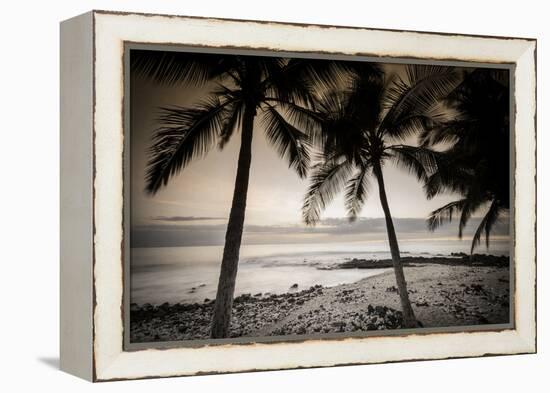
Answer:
130 254 510 343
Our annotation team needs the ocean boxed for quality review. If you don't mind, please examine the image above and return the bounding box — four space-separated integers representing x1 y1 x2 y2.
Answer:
130 238 510 305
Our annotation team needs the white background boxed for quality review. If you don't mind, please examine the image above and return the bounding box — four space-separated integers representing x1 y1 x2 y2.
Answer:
0 0 546 391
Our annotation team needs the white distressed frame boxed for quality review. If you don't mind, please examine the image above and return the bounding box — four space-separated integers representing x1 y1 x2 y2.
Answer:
63 10 537 381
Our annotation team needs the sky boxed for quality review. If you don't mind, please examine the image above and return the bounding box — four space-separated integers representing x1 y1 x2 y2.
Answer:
129 55 510 248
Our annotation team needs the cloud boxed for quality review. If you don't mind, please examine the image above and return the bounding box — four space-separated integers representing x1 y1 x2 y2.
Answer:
151 215 224 222
131 216 510 248
131 223 226 247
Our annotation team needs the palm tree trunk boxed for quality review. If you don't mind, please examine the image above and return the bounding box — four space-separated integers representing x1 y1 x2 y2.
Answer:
372 161 418 328
210 106 255 338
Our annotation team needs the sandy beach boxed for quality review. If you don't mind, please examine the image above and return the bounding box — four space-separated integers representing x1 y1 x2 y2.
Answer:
130 255 510 343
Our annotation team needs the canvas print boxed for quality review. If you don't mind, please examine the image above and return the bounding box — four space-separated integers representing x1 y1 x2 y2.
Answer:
127 49 511 344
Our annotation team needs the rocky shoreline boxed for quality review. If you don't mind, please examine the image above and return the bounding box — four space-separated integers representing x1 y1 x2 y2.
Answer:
323 253 509 270
130 255 510 343
130 285 404 342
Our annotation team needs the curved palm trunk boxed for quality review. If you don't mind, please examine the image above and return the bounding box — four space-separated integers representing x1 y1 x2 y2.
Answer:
211 106 255 338
372 161 418 328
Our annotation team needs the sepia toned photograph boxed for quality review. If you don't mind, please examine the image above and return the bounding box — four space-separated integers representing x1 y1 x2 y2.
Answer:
127 48 512 345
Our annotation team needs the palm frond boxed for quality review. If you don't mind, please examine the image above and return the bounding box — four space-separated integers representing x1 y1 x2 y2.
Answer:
303 159 354 225
427 199 468 231
261 59 316 106
457 190 486 238
419 118 470 147
211 83 243 102
345 72 385 132
470 199 501 254
344 165 372 220
283 58 352 91
131 49 229 86
257 57 287 82
264 58 375 106
145 96 235 194
379 65 461 140
387 145 439 182
311 89 370 161
422 150 473 199
261 106 311 178
263 98 324 137
218 100 243 149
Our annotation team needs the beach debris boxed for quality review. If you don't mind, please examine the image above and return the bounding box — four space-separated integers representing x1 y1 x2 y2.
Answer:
290 283 299 289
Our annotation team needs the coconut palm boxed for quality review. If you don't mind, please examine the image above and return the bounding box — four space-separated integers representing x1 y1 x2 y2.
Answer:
131 50 367 338
420 68 510 253
302 66 460 328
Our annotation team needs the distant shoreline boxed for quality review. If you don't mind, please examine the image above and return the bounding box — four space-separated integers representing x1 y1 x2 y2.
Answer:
130 254 510 343
321 253 509 270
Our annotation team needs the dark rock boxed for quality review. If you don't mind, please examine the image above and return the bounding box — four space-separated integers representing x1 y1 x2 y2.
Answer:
451 252 468 257
478 316 490 323
331 321 346 332
290 283 299 289
375 306 387 316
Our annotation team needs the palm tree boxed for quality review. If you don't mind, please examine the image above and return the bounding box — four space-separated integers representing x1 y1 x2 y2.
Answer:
420 68 510 253
131 50 363 338
302 65 460 328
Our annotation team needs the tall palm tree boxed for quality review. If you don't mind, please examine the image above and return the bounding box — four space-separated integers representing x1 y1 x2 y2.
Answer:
420 69 510 253
302 65 460 328
131 49 363 338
